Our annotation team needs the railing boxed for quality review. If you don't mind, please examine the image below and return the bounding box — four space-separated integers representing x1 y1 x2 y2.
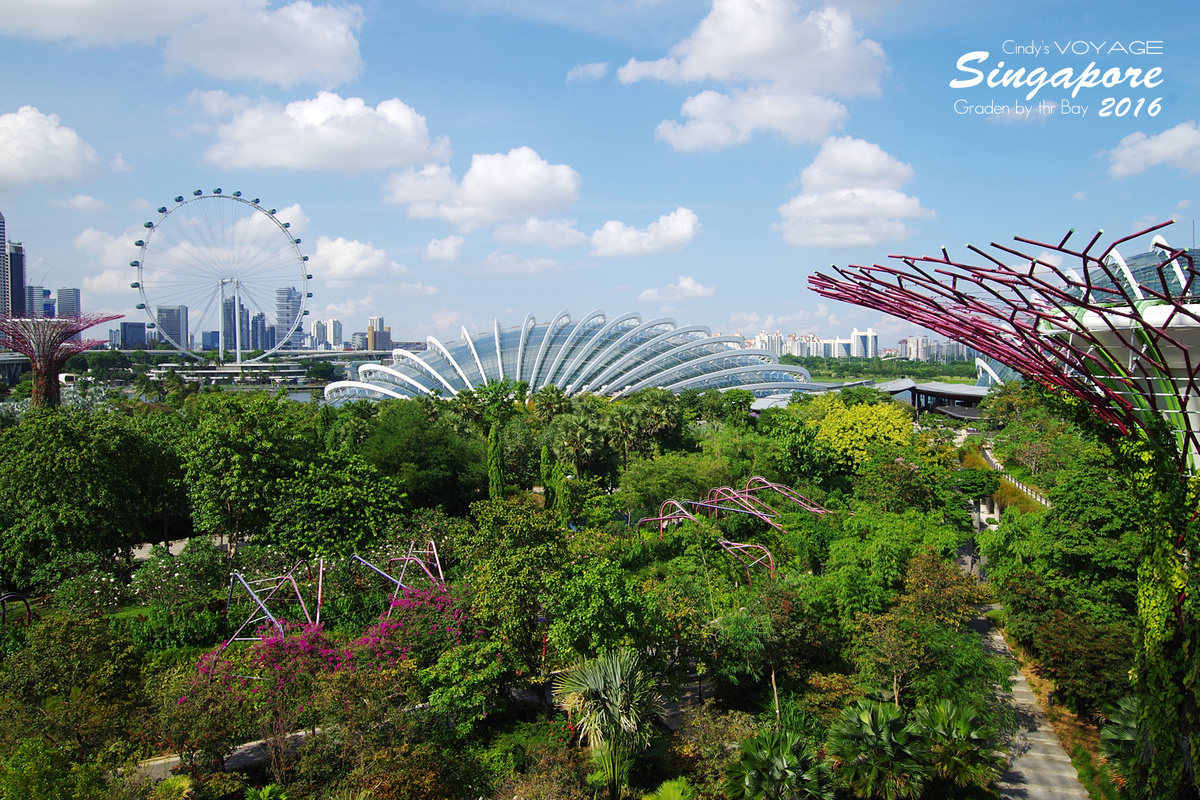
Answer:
981 446 1051 508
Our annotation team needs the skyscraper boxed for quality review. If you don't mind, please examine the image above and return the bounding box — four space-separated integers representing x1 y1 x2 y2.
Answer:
157 305 188 347
119 322 147 349
250 312 269 351
57 288 81 317
275 287 304 350
0 211 6 316
6 242 24 315
24 286 44 318
311 319 328 346
329 319 343 348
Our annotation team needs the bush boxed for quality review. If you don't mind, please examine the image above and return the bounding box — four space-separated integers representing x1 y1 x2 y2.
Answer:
51 570 129 613
128 539 227 612
1034 610 1135 714
112 607 229 651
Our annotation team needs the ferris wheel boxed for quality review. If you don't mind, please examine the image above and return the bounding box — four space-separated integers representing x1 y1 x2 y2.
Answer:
131 190 311 362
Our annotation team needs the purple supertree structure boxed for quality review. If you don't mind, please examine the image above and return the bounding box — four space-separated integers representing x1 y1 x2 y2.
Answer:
811 221 1200 474
809 221 1199 796
0 313 122 408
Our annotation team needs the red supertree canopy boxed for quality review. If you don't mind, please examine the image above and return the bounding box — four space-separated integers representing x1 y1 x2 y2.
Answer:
809 221 1200 475
0 313 122 408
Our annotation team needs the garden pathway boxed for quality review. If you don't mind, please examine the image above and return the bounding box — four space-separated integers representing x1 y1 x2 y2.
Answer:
961 536 1088 800
969 614 1089 800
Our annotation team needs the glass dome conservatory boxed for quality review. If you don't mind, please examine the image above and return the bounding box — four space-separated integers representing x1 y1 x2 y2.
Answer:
324 310 818 402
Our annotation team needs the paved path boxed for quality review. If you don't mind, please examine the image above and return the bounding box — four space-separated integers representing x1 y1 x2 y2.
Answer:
969 612 1089 799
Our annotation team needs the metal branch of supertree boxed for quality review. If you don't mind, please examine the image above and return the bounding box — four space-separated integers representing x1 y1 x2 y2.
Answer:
809 221 1200 476
0 313 123 408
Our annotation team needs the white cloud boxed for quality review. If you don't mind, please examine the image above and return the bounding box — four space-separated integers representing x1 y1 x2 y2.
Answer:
385 147 581 233
590 207 701 257
397 282 440 295
310 236 409 288
75 225 144 295
618 0 885 151
203 91 448 171
1107 121 1200 178
481 250 560 274
166 1 363 87
774 136 933 248
567 62 608 81
51 194 109 211
638 275 715 302
0 106 99 191
109 153 133 172
269 204 310 235
656 85 847 151
1072 191 1087 201
494 217 588 247
0 1 364 89
425 235 465 261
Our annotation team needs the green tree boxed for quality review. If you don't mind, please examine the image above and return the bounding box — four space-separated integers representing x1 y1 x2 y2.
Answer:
356 399 485 515
266 451 407 557
0 615 144 760
815 398 913 470
463 500 566 708
180 392 311 552
0 409 182 587
554 647 666 800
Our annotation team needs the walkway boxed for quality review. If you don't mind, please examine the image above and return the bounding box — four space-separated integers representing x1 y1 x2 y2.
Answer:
959 538 1087 799
975 616 1089 799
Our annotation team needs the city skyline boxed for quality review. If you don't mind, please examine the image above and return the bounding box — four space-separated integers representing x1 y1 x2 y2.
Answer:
0 1 1195 345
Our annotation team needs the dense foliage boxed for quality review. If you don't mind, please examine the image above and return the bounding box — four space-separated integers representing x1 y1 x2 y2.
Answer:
0 379 1146 798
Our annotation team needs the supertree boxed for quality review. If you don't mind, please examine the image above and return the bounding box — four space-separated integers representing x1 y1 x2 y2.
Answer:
809 221 1199 797
0 313 122 408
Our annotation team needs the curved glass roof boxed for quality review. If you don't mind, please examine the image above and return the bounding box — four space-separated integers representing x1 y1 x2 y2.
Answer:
325 310 818 402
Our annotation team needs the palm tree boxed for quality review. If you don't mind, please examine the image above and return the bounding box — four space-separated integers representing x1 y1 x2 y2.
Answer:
548 412 598 476
554 647 666 800
606 402 643 467
826 700 928 800
642 777 698 800
529 383 570 428
725 729 834 800
909 699 1005 789
1100 696 1148 790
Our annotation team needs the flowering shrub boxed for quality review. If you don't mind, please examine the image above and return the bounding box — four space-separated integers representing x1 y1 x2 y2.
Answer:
128 539 226 612
51 570 128 612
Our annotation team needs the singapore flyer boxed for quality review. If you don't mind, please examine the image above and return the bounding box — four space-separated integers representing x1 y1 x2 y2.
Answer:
131 190 311 363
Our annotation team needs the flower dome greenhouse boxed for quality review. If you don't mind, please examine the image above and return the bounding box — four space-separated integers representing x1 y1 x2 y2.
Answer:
324 310 819 402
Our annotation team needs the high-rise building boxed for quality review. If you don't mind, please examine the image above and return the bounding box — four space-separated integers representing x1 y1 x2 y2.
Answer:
275 287 304 349
250 312 269 351
157 305 188 347
329 319 343 348
351 332 368 350
0 211 6 316
6 242 23 315
24 285 44 318
201 331 220 350
57 287 80 317
311 319 328 346
119 322 147 349
850 328 878 359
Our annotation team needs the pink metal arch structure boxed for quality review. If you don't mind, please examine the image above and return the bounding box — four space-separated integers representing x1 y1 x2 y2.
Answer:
223 542 446 645
742 477 834 515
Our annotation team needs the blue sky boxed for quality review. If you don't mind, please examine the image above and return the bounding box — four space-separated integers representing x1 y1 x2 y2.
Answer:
0 0 1196 348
